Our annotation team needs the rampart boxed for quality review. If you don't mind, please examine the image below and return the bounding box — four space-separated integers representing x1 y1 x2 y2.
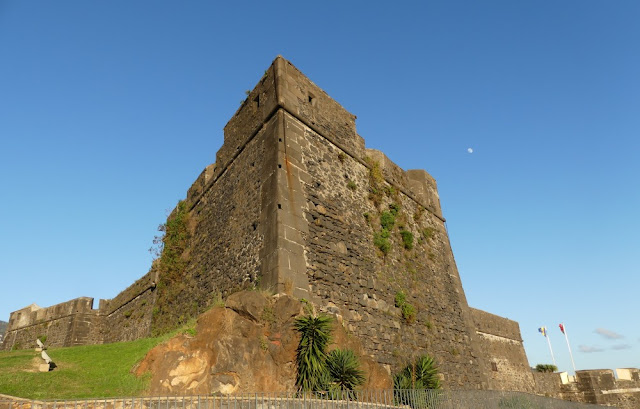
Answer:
2 271 156 349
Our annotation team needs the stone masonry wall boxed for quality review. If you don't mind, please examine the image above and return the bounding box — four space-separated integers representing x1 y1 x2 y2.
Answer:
2 272 157 349
470 308 535 392
286 112 488 389
149 112 280 332
98 270 157 343
532 369 640 408
1 298 100 350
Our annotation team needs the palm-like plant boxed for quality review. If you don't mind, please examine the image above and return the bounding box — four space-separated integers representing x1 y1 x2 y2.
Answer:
326 348 366 391
294 315 333 392
393 355 441 409
394 354 441 390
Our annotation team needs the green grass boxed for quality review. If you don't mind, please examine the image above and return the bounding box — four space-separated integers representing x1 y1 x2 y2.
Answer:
0 335 168 399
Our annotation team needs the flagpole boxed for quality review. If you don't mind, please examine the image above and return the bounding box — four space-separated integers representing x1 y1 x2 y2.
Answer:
562 326 577 372
546 333 557 367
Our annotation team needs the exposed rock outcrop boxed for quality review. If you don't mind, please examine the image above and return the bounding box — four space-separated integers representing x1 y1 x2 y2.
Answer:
135 291 391 395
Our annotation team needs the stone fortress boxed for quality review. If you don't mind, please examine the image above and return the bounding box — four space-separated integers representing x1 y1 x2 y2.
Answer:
2 57 638 408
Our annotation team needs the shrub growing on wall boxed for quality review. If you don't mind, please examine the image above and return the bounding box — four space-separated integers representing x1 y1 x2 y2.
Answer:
151 200 193 335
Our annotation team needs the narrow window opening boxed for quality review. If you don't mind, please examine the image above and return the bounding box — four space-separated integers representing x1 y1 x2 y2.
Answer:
308 93 316 106
277 204 282 209
254 95 260 108
278 164 282 168
491 362 498 372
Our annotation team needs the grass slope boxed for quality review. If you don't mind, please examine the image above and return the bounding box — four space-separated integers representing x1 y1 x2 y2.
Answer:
0 337 162 399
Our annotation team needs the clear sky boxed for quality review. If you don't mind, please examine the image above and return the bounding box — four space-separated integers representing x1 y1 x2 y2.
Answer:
1 1 638 373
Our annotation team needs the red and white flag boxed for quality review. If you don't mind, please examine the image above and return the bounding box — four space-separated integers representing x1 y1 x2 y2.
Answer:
559 323 565 334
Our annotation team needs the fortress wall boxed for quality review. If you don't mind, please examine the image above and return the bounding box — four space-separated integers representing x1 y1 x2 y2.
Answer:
273 99 488 388
99 270 157 343
573 369 640 407
2 298 100 350
150 113 281 333
470 308 535 392
2 271 157 349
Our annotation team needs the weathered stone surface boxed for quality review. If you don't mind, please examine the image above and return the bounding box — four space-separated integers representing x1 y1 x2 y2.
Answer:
136 292 390 394
226 291 270 322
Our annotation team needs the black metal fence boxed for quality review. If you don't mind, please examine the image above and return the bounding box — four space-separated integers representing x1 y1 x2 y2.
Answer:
0 390 607 409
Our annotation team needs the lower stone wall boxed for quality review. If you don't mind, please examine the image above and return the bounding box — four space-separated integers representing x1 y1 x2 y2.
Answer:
3 272 157 350
471 308 535 392
531 369 640 409
99 271 156 343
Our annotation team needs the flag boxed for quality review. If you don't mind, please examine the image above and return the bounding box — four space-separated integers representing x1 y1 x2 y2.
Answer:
559 323 565 334
538 327 547 337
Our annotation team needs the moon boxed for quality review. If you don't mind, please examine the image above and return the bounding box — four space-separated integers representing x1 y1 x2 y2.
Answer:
467 148 473 154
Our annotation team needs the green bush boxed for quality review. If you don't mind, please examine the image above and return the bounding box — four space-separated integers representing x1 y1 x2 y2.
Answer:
401 303 416 323
394 355 441 408
374 229 391 255
294 315 333 392
394 354 440 389
326 348 365 391
395 291 407 308
395 291 416 324
535 363 558 373
400 230 414 250
380 211 396 231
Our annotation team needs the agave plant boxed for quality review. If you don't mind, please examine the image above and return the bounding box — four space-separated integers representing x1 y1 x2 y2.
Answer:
294 315 333 392
326 348 366 391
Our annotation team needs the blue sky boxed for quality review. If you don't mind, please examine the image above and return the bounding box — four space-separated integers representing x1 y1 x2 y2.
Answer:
1 1 638 373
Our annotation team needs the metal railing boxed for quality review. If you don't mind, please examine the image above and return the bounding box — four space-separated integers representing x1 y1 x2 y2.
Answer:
0 390 607 409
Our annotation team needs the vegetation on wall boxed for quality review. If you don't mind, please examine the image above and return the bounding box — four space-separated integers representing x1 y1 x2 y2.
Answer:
395 291 416 324
150 200 193 335
400 230 414 250
364 157 385 207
